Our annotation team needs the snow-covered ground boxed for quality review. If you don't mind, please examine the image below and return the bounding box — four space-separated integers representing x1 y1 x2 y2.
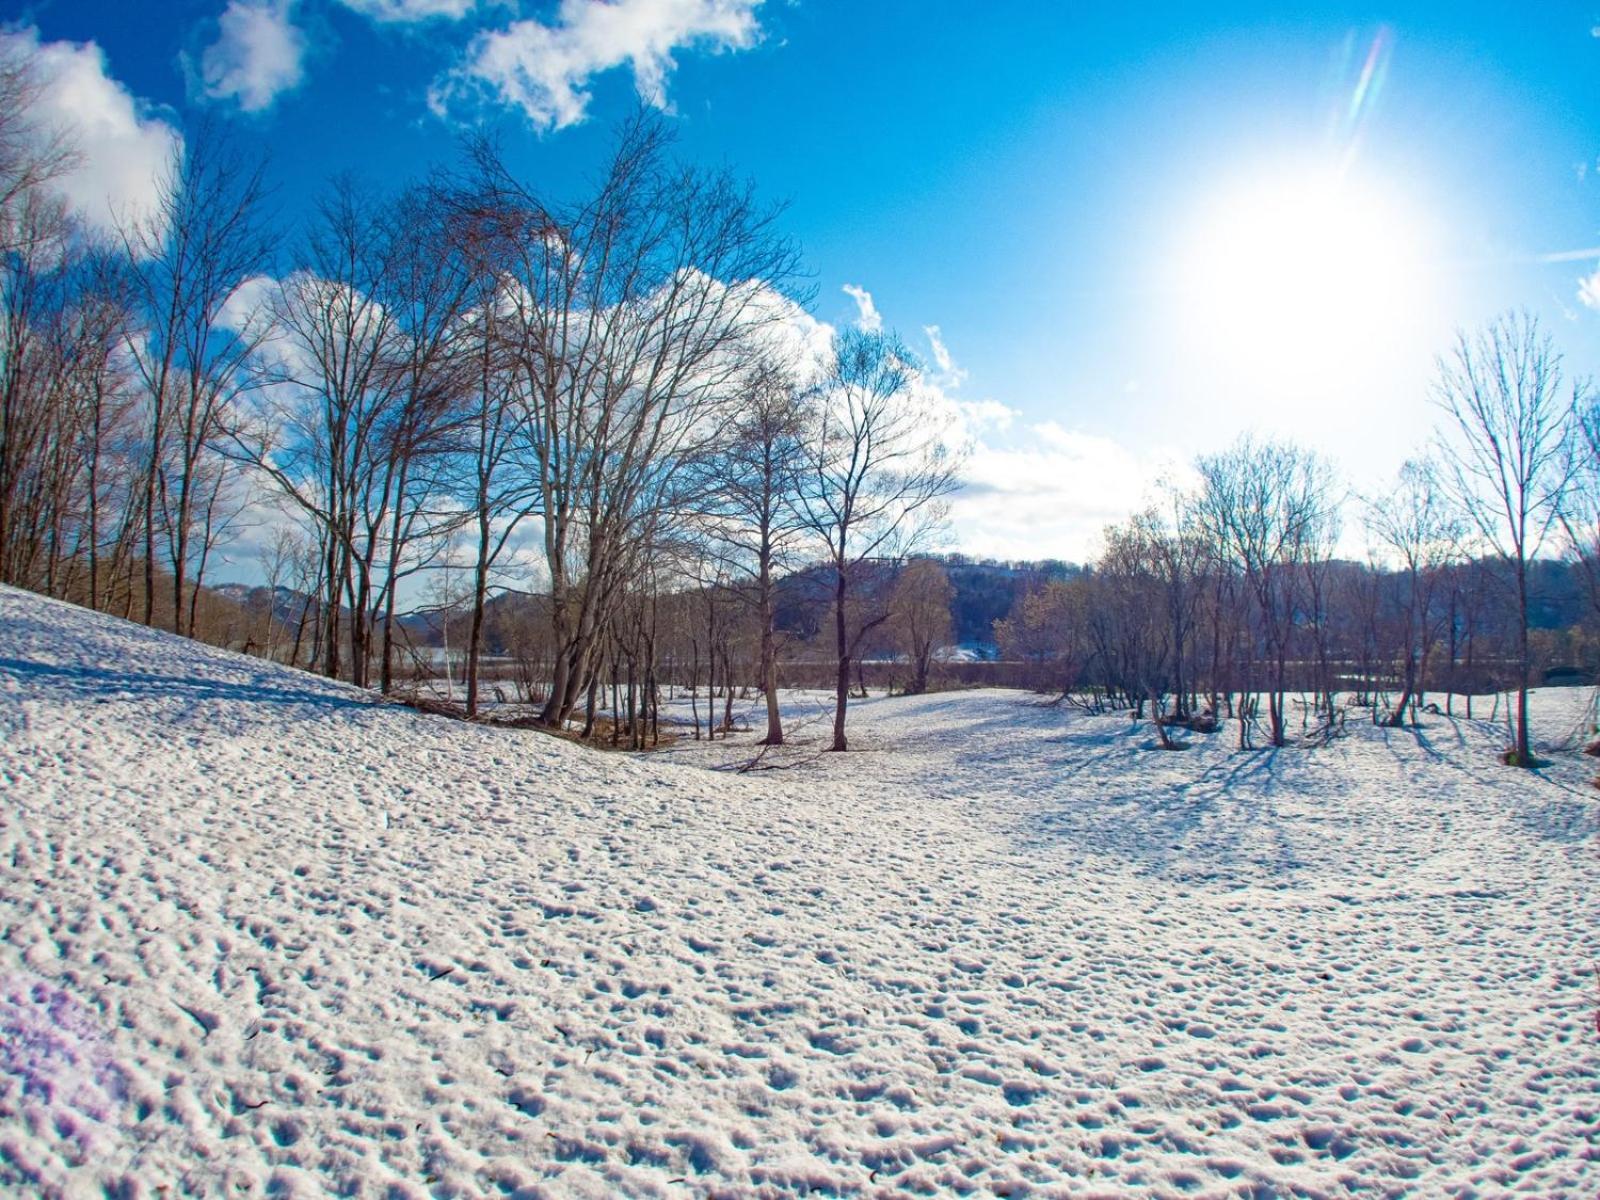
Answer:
1 584 1596 1198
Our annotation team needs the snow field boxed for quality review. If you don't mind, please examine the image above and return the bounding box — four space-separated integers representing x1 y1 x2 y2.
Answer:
0 584 1596 1197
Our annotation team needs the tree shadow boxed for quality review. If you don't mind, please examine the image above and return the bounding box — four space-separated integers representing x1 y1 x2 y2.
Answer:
1506 794 1599 843
0 657 372 713
1010 738 1321 886
1399 717 1600 843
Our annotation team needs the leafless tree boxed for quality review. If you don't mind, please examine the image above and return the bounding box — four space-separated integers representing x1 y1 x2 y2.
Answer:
232 177 474 689
889 557 954 695
0 193 75 586
372 185 479 692
1558 397 1600 647
1363 458 1459 725
1195 435 1338 747
231 178 402 682
1098 521 1181 745
431 206 542 718
1132 497 1208 722
122 121 271 635
473 114 804 729
798 328 961 750
0 40 78 258
994 577 1085 694
1433 312 1577 765
699 356 810 742
0 43 87 586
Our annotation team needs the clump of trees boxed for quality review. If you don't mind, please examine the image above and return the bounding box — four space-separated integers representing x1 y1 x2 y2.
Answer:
997 311 1596 766
0 50 961 752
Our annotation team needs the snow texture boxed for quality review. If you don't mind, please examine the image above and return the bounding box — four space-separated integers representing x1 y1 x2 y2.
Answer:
0 584 1596 1197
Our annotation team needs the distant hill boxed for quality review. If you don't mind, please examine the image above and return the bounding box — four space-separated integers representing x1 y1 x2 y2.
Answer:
210 555 1092 658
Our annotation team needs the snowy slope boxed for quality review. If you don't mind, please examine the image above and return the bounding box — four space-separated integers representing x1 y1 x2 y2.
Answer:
1 584 1596 1198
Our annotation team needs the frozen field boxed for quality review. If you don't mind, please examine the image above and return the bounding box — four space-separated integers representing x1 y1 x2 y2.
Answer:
1 584 1596 1197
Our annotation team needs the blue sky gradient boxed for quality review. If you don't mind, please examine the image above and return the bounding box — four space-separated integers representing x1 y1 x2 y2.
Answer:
17 0 1600 560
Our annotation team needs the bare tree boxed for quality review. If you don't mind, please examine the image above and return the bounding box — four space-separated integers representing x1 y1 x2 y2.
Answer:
798 328 961 751
1097 520 1182 745
372 184 479 692
1363 459 1459 725
0 39 78 258
68 247 144 612
0 191 75 586
1433 312 1577 765
994 577 1085 694
700 356 810 742
1133 497 1208 722
232 178 401 682
889 557 954 695
0 43 86 585
122 122 271 635
231 177 475 690
1558 397 1600 645
1195 436 1338 748
473 114 804 729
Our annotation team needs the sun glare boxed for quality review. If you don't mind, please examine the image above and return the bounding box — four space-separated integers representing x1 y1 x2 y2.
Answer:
1179 164 1432 383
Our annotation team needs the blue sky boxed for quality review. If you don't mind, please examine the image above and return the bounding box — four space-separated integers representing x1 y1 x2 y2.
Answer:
16 0 1600 561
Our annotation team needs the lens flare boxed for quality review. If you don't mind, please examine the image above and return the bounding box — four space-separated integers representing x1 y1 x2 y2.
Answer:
1327 27 1394 172
1177 163 1431 384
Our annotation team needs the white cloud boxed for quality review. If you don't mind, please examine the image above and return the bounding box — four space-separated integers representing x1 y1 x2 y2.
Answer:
950 422 1182 563
1580 264 1600 311
841 283 882 334
922 323 969 388
337 0 476 21
434 0 763 129
201 0 307 114
216 273 280 337
956 398 1015 434
742 285 835 382
903 370 1012 451
3 28 180 238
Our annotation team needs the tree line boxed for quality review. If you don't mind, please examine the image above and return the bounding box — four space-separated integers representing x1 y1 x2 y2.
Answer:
0 45 958 752
998 312 1600 765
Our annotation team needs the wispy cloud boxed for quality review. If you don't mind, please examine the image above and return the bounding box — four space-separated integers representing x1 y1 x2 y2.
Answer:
337 0 477 21
433 0 763 130
1579 263 1600 311
200 0 307 113
841 283 882 333
1536 246 1600 264
922 324 968 388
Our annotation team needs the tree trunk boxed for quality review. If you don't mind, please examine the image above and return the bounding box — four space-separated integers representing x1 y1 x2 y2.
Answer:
759 550 783 745
689 640 701 741
1515 560 1532 765
1150 689 1175 750
466 545 489 718
611 658 621 747
581 669 598 739
1386 652 1418 728
831 563 849 752
627 656 638 750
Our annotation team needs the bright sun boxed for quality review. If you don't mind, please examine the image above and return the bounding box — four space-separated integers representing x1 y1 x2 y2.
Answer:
1179 164 1432 383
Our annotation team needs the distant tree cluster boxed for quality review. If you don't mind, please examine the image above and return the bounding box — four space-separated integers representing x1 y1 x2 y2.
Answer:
996 312 1598 764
